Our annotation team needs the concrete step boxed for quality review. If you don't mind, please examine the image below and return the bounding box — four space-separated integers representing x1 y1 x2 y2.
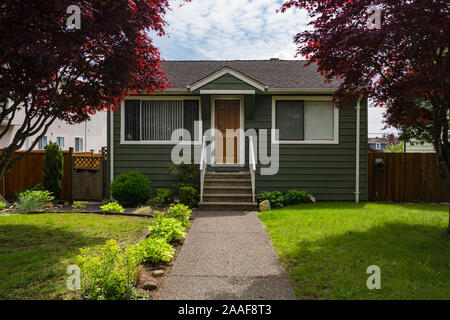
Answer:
203 186 252 195
203 194 253 203
205 172 250 180
198 201 258 211
204 179 251 187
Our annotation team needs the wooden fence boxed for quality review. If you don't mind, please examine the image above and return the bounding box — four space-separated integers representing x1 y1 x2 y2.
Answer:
368 152 448 202
0 148 106 202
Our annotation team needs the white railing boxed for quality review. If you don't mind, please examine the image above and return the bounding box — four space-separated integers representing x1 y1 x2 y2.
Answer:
249 135 256 203
199 135 207 203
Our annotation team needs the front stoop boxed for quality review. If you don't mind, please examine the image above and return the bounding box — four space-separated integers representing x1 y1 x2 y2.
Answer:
199 172 258 211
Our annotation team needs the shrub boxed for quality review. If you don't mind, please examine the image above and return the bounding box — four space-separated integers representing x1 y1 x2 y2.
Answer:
166 203 192 228
110 171 152 206
156 188 173 204
257 191 285 208
136 237 175 264
147 217 186 242
0 201 7 209
168 162 199 191
76 239 141 300
14 190 54 212
100 202 125 213
147 197 164 208
14 183 44 200
43 142 64 200
72 201 87 212
179 187 198 207
284 190 312 205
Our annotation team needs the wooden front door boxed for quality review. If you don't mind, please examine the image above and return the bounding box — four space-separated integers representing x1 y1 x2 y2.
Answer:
214 100 240 164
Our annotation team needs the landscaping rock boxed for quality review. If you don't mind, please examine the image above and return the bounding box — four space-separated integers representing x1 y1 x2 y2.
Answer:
143 280 158 291
259 200 271 211
310 196 316 203
152 270 165 277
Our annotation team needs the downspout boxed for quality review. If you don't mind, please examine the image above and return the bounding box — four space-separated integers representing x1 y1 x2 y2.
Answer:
110 109 114 184
355 97 362 203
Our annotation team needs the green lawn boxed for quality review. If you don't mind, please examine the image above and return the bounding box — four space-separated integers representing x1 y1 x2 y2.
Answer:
259 202 450 300
0 213 149 299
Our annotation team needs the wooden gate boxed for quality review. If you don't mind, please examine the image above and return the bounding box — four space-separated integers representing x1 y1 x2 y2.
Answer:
72 154 104 201
368 153 448 202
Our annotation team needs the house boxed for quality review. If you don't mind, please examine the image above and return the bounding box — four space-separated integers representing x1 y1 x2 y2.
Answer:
107 59 368 209
368 134 402 152
405 140 435 153
0 111 107 153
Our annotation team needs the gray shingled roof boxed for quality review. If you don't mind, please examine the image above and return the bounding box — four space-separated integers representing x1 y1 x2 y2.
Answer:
161 60 340 90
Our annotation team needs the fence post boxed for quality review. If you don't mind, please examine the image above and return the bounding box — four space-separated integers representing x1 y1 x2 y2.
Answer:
69 147 74 204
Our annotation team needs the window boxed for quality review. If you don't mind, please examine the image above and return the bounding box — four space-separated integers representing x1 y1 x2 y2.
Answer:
123 99 200 143
56 137 65 148
272 97 337 144
75 137 83 152
376 143 381 150
38 136 47 149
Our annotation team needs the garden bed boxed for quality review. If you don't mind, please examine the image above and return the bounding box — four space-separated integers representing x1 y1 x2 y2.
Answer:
135 228 189 300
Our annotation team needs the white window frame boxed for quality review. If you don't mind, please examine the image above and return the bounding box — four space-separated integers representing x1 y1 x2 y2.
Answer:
271 96 339 145
120 96 202 145
38 136 48 149
376 143 381 150
56 136 65 148
75 137 84 152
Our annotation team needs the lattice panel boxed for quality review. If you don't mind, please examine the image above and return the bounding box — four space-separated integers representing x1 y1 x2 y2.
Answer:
73 156 101 169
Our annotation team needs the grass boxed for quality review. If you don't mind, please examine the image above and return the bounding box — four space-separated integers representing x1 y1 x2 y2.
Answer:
0 212 149 300
259 202 450 300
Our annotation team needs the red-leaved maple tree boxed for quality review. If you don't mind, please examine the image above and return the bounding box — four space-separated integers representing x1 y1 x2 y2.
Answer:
0 0 176 179
282 0 450 232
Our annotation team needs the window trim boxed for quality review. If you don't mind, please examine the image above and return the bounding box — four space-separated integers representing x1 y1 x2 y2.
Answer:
75 137 84 152
120 96 202 145
56 136 65 148
271 96 339 145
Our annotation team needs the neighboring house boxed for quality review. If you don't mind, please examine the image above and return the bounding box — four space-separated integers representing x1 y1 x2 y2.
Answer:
107 59 368 208
368 134 402 152
405 140 435 153
0 111 107 153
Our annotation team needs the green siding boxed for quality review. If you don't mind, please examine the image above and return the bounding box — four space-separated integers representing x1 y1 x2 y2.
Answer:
108 94 368 201
198 74 260 91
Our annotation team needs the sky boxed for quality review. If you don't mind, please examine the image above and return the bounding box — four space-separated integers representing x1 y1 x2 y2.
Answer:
152 0 397 136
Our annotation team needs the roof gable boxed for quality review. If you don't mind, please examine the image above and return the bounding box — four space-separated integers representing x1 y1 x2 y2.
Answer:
189 67 266 92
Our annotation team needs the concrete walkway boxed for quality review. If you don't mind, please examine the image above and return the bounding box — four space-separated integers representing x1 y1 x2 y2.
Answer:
160 211 296 300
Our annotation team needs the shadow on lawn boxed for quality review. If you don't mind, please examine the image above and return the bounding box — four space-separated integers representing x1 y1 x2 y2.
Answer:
285 222 450 299
0 224 107 254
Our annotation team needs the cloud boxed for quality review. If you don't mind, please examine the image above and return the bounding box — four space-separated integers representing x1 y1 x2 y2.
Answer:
152 0 311 60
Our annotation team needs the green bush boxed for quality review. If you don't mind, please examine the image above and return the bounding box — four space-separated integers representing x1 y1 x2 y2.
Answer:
168 162 199 191
136 237 175 264
179 187 198 207
148 197 164 208
156 188 173 204
110 171 152 206
0 201 7 209
14 183 44 200
147 217 186 242
76 239 141 300
257 191 285 208
284 190 312 205
14 190 54 212
43 142 63 200
167 203 192 228
100 202 125 213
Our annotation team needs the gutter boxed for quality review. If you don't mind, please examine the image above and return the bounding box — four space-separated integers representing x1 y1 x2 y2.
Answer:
355 97 362 203
110 109 114 184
